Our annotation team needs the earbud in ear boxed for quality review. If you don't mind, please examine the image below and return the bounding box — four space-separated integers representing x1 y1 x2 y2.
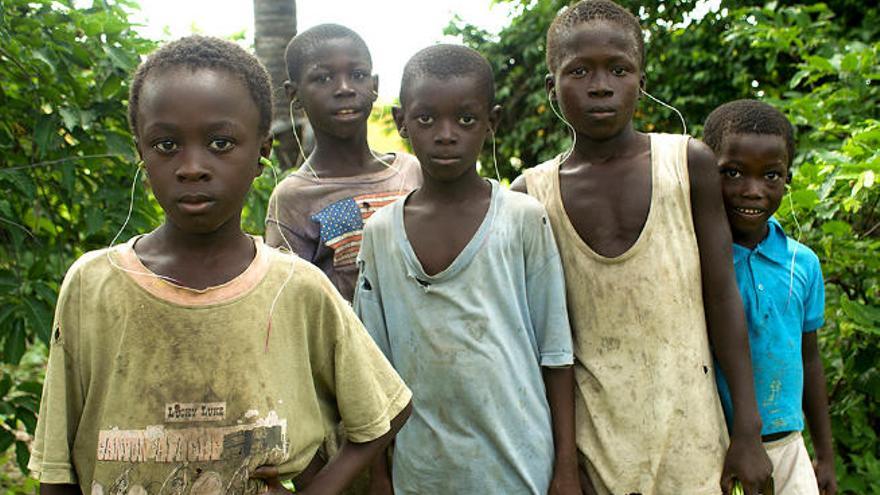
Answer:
260 156 273 168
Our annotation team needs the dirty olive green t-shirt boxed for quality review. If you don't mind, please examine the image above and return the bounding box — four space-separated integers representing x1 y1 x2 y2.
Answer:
29 236 411 494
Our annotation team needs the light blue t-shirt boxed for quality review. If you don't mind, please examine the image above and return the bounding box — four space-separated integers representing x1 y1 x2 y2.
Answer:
354 180 574 495
716 217 825 436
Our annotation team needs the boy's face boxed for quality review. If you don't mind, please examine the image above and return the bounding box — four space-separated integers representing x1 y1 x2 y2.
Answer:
136 67 270 235
289 38 377 139
718 133 789 246
393 75 497 183
550 20 642 141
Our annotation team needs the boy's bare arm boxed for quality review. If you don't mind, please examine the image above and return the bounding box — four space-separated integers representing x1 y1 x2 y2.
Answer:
543 366 581 494
39 484 82 494
510 175 528 194
253 401 412 495
686 139 771 495
802 331 837 494
367 447 393 495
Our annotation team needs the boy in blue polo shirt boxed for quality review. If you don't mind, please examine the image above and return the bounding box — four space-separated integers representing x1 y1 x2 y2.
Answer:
704 100 837 495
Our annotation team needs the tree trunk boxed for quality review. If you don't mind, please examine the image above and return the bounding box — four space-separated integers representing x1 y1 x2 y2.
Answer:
253 0 301 170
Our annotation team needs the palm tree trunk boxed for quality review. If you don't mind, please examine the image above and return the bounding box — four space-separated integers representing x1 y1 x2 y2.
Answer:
253 0 300 170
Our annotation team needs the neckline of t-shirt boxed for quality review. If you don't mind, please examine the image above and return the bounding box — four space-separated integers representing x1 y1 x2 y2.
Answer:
551 133 661 264
112 234 272 307
394 179 499 283
291 152 408 184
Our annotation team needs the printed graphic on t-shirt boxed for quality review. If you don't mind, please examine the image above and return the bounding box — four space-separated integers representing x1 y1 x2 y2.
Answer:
311 191 404 268
93 409 287 495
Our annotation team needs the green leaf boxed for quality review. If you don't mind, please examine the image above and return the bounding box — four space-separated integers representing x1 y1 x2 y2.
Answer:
33 114 58 155
840 295 880 332
101 74 123 99
841 53 859 73
59 107 79 130
15 407 37 433
104 44 137 71
821 220 852 236
23 298 52 343
15 439 29 473
790 189 819 209
0 375 12 398
18 381 43 397
32 49 57 74
2 324 26 364
0 429 13 454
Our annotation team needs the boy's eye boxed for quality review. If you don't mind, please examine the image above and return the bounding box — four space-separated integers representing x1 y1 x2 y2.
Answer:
153 139 178 153
570 67 587 77
765 171 783 181
352 70 368 80
208 138 235 152
458 115 476 126
315 73 331 84
611 67 627 76
416 115 434 125
721 168 741 179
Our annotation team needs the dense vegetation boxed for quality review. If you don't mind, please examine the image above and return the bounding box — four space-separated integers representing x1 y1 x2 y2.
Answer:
448 0 879 491
0 0 877 492
0 0 278 490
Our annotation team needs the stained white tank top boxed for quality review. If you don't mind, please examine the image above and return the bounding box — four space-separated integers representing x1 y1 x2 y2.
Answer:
524 133 728 495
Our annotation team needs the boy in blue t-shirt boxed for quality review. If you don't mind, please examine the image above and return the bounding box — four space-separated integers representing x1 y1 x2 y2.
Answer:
704 100 837 495
354 45 579 494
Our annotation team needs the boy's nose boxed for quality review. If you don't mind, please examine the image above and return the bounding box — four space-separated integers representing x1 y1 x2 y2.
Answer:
587 73 614 97
176 152 211 181
741 179 764 198
335 77 356 96
434 122 458 144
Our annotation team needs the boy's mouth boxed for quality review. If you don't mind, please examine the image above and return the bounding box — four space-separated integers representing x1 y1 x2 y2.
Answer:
587 107 616 118
178 193 215 214
732 206 765 216
430 156 462 166
333 108 362 119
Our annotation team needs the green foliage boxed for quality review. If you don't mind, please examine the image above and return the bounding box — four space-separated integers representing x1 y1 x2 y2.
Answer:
0 0 155 477
0 0 277 480
452 1 879 491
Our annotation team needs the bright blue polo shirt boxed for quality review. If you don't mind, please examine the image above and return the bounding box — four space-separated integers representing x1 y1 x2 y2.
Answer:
716 217 825 436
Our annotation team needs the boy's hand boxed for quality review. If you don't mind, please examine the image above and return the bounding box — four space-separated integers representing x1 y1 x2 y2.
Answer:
251 465 294 494
814 458 837 495
548 464 581 495
720 434 772 495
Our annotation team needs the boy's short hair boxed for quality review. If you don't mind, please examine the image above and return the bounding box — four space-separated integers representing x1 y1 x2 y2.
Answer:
703 99 796 166
128 35 273 136
399 44 494 108
546 0 645 73
284 24 371 83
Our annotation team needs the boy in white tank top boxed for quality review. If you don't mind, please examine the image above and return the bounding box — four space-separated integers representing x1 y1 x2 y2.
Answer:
511 1 772 494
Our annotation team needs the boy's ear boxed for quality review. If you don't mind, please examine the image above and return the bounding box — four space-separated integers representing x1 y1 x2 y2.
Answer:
371 74 379 100
489 104 502 133
392 106 407 138
639 74 647 94
284 80 301 109
786 170 793 184
545 74 556 101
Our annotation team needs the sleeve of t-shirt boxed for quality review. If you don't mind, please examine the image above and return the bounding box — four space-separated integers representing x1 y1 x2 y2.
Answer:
332 299 411 443
28 262 85 484
265 185 319 261
803 251 826 333
522 203 575 368
353 225 392 359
